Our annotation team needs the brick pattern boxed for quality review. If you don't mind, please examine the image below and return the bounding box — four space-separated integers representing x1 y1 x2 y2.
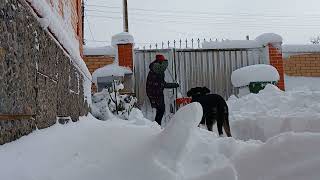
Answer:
118 44 133 70
268 44 285 90
284 54 320 77
83 55 115 73
43 0 83 56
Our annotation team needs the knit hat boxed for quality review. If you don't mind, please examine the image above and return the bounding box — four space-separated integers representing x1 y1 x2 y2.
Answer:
156 54 166 62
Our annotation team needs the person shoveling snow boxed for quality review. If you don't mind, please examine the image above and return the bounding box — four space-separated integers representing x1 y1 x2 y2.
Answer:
146 54 179 126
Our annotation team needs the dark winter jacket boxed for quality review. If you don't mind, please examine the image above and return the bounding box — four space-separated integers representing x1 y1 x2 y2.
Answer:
146 60 178 108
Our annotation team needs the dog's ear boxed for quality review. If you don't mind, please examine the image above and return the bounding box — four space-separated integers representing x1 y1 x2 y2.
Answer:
187 88 193 97
202 87 210 94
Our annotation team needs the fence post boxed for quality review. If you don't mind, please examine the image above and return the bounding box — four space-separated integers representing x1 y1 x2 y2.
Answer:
268 43 285 90
256 33 285 90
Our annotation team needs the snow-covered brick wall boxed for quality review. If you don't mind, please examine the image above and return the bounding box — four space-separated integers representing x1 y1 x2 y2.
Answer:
84 46 116 56
26 0 92 105
231 64 280 87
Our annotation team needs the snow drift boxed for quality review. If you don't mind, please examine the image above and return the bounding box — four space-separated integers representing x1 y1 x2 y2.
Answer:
228 84 320 141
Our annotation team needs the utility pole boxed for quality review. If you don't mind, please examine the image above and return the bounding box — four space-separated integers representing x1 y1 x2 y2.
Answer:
123 0 129 32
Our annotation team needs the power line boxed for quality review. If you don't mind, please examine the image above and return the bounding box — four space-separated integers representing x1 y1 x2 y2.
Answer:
85 14 320 28
85 12 96 41
84 4 320 18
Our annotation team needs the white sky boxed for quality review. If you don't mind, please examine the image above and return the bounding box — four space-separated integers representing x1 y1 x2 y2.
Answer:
84 0 320 48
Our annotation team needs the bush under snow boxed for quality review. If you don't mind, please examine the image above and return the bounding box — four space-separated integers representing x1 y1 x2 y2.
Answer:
92 87 137 120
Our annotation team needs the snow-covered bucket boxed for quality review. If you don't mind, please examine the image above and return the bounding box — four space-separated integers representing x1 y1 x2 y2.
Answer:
231 64 280 96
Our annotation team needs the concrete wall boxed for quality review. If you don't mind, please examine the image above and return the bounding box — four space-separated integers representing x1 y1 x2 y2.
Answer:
0 0 88 145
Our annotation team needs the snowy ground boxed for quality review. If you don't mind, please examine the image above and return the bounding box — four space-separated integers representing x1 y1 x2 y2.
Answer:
1 76 320 180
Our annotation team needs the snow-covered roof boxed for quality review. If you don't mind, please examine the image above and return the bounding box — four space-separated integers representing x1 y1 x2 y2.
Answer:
92 64 133 85
84 46 116 56
202 33 282 50
231 64 280 87
111 32 134 46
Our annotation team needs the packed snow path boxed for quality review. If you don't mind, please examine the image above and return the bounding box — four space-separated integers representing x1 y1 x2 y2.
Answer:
1 86 320 180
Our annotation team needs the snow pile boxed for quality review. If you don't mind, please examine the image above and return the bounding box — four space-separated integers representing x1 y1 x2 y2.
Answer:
83 46 116 56
111 32 134 46
228 84 320 141
233 132 320 180
1 102 320 180
26 0 92 105
92 88 137 120
202 33 282 49
231 64 280 87
92 64 132 85
285 75 320 91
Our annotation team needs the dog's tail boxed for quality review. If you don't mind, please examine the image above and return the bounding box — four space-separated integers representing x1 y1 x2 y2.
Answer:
223 106 232 137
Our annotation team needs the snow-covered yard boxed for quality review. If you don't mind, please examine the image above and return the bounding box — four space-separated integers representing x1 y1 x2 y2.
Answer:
1 77 320 180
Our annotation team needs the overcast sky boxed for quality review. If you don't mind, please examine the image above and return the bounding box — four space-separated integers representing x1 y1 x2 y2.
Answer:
84 0 320 48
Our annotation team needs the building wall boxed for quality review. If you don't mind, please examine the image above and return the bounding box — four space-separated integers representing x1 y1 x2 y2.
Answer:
43 0 83 55
83 55 115 74
0 0 88 145
284 54 320 77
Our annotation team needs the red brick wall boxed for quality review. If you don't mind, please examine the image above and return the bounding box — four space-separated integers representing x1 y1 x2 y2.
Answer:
118 44 133 70
43 0 83 56
268 44 285 90
284 54 320 77
83 55 115 74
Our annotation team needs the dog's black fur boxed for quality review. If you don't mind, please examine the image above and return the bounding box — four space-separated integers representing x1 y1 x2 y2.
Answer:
187 87 232 137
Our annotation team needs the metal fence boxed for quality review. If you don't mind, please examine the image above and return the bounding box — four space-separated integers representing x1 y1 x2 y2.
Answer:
134 47 266 118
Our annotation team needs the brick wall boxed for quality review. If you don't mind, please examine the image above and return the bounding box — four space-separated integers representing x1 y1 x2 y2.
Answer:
83 55 115 73
284 54 320 77
118 44 133 69
43 0 83 56
268 44 285 90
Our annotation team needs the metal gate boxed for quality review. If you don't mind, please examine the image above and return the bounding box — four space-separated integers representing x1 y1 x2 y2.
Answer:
134 47 266 118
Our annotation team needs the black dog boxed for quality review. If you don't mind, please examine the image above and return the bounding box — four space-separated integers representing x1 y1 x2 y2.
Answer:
187 87 232 137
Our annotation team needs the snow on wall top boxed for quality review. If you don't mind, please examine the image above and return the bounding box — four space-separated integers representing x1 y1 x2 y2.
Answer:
282 44 320 53
111 32 134 46
202 33 282 49
27 0 92 105
255 33 283 46
202 40 260 49
92 64 133 85
84 46 116 56
231 64 280 87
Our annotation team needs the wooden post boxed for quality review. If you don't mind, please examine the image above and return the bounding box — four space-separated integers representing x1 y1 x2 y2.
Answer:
123 0 129 32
